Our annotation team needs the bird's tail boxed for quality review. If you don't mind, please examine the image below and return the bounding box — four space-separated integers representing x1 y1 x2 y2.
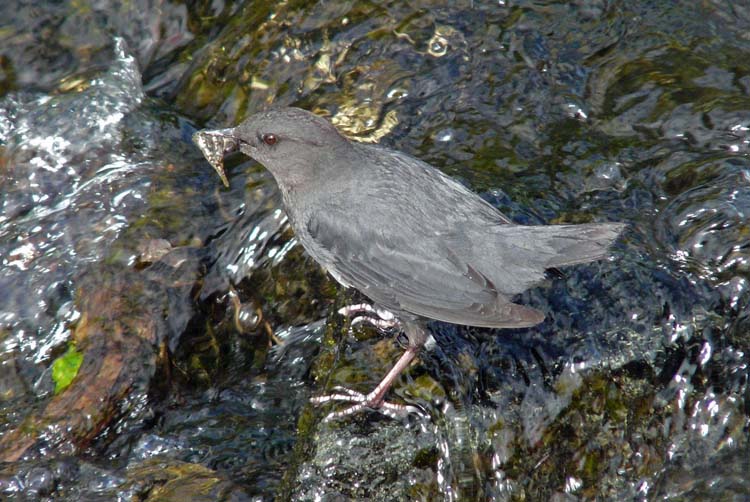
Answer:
510 222 626 268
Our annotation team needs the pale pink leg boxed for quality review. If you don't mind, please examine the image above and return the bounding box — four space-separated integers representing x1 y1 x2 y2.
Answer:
310 344 425 421
311 308 427 421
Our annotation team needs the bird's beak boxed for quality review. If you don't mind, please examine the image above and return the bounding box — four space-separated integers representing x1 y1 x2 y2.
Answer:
192 128 239 187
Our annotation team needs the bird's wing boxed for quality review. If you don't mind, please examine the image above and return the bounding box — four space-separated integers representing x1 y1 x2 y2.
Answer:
358 144 514 225
305 207 544 328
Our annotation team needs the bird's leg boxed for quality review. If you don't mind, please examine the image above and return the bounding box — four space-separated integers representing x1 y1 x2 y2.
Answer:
311 344 423 420
337 303 400 330
311 320 428 421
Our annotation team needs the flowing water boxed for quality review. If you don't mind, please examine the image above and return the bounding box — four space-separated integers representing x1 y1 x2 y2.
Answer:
1 1 749 500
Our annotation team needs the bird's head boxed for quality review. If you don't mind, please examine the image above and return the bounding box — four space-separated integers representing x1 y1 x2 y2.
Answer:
193 107 351 188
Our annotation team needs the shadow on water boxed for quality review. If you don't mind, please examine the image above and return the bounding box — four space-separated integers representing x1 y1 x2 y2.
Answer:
1 0 749 500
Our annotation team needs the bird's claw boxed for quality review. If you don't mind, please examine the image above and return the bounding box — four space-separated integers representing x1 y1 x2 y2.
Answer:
313 304 425 421
338 303 400 330
310 386 425 422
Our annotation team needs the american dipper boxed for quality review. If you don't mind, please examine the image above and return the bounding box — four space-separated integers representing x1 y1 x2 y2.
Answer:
193 107 624 420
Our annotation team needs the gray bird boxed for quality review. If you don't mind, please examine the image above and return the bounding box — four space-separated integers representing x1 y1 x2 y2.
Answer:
193 107 624 420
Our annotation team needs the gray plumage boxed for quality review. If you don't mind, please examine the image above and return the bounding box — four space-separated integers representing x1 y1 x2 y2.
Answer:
195 107 624 329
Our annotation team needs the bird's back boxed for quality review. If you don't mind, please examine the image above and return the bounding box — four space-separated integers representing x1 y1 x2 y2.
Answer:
298 142 623 328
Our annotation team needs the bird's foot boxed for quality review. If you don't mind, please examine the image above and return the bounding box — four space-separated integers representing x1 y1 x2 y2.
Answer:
311 343 426 422
310 386 425 422
337 303 400 330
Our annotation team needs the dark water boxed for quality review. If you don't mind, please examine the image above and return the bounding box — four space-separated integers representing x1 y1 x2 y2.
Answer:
1 1 749 500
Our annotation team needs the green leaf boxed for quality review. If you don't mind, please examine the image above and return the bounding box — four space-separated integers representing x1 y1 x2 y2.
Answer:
52 344 84 394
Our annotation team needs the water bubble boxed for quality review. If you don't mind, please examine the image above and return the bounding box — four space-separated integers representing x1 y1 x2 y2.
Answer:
428 34 449 57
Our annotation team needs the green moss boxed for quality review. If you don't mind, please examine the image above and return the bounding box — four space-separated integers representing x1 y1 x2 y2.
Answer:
501 369 668 500
413 446 439 469
51 343 84 394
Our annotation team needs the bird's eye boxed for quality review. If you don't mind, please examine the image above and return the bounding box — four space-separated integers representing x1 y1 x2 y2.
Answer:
262 133 278 146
